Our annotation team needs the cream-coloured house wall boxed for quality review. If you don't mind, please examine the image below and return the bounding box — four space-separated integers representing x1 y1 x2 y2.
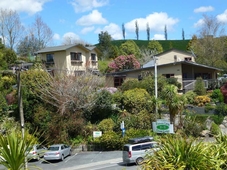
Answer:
38 46 98 74
38 51 67 70
157 51 195 65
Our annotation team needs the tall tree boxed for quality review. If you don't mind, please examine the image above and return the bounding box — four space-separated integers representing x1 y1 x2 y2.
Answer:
97 31 113 60
0 8 24 50
29 15 53 50
122 23 125 40
135 20 139 40
182 28 185 40
164 25 167 40
189 14 227 69
147 23 150 41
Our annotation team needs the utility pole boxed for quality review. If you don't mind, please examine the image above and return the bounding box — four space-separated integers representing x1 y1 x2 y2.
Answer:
17 70 27 170
153 56 158 120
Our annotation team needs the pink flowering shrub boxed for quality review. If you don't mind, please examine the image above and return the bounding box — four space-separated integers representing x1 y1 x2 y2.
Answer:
108 55 140 72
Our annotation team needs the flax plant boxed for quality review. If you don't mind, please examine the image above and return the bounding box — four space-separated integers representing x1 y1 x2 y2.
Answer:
0 130 36 170
141 134 223 170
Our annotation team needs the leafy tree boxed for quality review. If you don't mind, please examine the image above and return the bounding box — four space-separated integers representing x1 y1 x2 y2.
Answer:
135 20 139 40
84 90 115 123
122 23 125 40
97 31 113 60
16 34 40 57
164 25 167 40
119 40 142 59
147 40 163 54
146 23 150 41
107 55 140 72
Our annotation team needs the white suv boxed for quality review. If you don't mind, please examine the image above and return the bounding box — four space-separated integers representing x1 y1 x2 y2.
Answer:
122 136 160 165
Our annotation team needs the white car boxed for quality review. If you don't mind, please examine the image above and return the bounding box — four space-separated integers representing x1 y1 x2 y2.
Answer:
44 144 71 161
27 144 47 161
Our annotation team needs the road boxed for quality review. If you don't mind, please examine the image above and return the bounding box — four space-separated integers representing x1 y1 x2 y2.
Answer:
0 151 141 170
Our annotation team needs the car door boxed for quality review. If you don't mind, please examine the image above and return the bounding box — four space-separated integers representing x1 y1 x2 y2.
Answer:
64 145 70 156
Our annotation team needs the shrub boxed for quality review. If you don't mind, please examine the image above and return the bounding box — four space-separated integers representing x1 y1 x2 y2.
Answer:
204 104 215 113
183 113 207 137
194 95 211 106
97 118 116 133
142 135 222 169
194 77 206 95
210 115 224 125
214 103 227 116
210 122 220 136
184 90 197 105
91 131 124 150
166 77 181 89
211 89 224 103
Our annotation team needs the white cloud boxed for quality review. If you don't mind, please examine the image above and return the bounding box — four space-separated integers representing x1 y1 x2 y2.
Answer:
76 10 108 26
217 9 227 23
125 12 179 33
152 34 165 40
194 19 205 28
95 23 122 40
53 33 60 40
62 32 81 44
194 6 214 13
63 32 80 40
81 26 95 34
71 0 109 13
0 0 50 15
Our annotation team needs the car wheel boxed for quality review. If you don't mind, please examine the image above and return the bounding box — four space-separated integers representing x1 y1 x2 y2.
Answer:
136 157 144 165
36 155 40 161
61 155 64 161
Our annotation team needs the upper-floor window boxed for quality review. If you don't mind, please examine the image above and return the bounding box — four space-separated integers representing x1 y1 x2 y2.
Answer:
71 52 82 61
46 54 54 63
91 53 96 61
185 57 192 61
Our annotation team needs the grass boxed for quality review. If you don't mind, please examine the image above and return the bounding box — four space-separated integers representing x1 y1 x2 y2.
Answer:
110 39 190 51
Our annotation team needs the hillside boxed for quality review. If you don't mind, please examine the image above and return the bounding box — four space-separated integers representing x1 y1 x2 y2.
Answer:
110 39 191 51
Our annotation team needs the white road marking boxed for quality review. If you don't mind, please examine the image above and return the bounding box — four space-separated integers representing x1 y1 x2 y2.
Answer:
65 153 78 163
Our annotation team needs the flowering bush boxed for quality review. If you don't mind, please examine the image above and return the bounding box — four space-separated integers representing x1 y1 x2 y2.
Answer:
194 95 211 106
107 55 140 72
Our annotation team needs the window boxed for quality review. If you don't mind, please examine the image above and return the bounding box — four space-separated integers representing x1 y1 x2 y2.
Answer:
91 53 96 61
162 74 174 78
185 57 192 61
46 54 54 63
71 52 82 61
141 144 152 150
132 145 141 151
114 76 125 87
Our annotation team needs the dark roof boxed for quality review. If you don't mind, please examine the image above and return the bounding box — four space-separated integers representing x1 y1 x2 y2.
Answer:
106 61 222 76
35 44 97 54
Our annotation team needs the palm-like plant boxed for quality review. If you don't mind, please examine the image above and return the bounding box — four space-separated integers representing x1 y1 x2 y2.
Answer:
141 134 223 170
162 85 186 129
0 130 36 170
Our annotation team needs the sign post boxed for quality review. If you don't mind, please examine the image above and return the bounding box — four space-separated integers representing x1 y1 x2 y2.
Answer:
120 121 125 137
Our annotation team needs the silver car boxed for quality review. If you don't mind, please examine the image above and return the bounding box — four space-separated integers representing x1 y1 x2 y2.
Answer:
27 144 47 161
44 144 71 161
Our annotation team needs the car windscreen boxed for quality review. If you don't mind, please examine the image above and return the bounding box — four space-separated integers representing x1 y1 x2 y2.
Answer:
48 146 59 151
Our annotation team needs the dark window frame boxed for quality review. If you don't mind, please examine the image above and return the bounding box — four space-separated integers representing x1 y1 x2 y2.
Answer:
71 52 82 61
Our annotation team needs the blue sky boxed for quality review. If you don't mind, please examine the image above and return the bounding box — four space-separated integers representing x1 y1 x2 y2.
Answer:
1 0 227 46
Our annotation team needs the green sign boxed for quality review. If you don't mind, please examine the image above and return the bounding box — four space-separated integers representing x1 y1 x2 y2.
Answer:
156 119 170 133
